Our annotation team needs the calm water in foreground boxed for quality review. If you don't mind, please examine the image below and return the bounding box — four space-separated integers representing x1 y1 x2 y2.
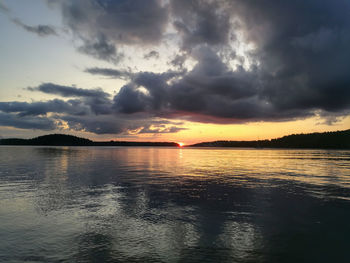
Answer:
0 146 350 263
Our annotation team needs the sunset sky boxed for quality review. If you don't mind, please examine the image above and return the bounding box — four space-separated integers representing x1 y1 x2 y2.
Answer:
0 0 349 144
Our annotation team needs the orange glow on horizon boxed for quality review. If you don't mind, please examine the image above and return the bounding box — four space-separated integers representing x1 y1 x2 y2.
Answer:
67 115 350 145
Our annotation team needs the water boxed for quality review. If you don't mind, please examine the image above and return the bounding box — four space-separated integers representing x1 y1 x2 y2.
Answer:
0 146 350 263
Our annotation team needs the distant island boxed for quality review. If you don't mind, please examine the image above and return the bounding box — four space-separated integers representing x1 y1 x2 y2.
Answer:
0 134 179 147
0 129 349 149
191 129 350 149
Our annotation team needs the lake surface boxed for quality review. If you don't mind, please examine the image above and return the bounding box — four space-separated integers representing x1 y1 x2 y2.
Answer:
0 146 350 262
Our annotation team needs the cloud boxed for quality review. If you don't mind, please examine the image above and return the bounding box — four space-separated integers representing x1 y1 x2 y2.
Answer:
77 35 122 64
28 83 113 115
28 83 109 98
48 0 168 62
85 67 132 80
137 125 187 134
0 99 186 135
61 115 125 134
170 54 187 70
112 70 183 114
0 81 187 135
113 84 150 114
3 0 350 134
144 51 159 60
109 38 349 124
228 0 350 113
0 112 56 130
0 99 89 117
12 18 57 37
170 0 231 50
62 115 186 135
0 1 10 13
111 47 263 120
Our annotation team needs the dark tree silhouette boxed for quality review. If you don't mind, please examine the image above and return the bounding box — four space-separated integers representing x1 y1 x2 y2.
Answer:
191 129 350 149
0 134 179 147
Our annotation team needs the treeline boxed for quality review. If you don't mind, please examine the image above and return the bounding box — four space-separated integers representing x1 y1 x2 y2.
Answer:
1 130 349 149
0 134 179 147
191 129 350 149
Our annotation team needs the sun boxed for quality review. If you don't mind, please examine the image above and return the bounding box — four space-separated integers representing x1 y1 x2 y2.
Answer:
178 142 185 147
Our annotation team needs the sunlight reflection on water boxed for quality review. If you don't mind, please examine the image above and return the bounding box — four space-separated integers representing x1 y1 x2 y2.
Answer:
0 146 350 262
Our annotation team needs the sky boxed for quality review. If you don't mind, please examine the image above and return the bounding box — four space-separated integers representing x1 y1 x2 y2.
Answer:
0 0 349 144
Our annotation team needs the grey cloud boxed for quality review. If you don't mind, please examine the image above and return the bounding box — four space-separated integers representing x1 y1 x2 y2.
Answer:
112 47 265 121
170 0 231 50
113 70 183 113
49 0 168 62
78 36 122 64
62 115 125 134
12 18 57 37
109 41 349 124
170 54 187 69
0 99 186 135
28 83 113 115
42 0 350 124
85 67 132 80
29 83 109 98
228 0 350 113
0 112 56 130
61 0 168 44
163 1 350 123
317 111 350 126
113 84 150 114
144 51 159 60
3 0 350 131
0 99 89 117
60 115 186 135
1 79 190 134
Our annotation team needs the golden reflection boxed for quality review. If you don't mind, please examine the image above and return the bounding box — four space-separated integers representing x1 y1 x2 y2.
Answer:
105 147 350 188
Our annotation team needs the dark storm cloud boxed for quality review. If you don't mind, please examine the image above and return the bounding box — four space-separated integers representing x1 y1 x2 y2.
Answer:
112 70 182 114
0 112 56 130
60 0 168 44
110 0 350 123
42 0 350 123
228 0 350 113
112 47 266 121
113 84 150 114
48 0 168 62
111 36 349 124
85 67 132 80
170 0 231 50
12 18 57 37
2 0 350 134
172 0 350 122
